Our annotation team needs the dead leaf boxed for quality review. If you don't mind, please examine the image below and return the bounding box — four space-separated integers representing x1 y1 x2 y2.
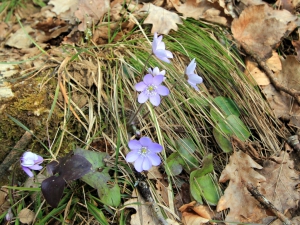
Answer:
0 22 9 41
217 151 267 223
48 0 79 15
292 39 300 61
74 0 110 31
245 58 270 85
276 0 294 12
259 151 300 213
170 0 227 26
18 208 35 224
147 166 163 179
156 181 169 206
245 51 282 85
124 189 161 225
179 201 213 225
33 17 71 43
262 55 300 127
5 25 33 49
138 3 183 34
232 4 298 60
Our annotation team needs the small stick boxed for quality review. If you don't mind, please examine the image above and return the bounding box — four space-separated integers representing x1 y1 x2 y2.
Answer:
241 43 300 105
0 131 33 180
287 135 300 151
245 182 291 225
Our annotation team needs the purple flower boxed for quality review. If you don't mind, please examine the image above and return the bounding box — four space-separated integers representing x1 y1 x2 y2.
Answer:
185 58 203 91
126 137 162 172
135 74 169 106
152 33 173 63
20 152 43 177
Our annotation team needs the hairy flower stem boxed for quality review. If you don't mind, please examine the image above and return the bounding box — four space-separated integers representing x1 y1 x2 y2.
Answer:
127 103 145 126
128 53 154 126
141 53 153 76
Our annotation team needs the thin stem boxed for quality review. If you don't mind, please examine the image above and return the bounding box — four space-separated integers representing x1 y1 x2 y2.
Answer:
128 103 145 126
141 53 153 76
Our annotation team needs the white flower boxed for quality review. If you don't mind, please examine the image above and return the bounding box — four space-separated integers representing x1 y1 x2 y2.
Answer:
185 58 203 91
152 33 173 63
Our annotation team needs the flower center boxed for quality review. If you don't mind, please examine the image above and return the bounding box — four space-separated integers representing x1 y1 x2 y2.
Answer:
146 85 157 96
139 147 149 156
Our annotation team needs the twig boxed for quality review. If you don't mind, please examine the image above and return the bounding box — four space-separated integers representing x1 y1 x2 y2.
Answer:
241 43 300 105
287 135 300 151
244 182 291 225
0 131 33 180
137 180 168 225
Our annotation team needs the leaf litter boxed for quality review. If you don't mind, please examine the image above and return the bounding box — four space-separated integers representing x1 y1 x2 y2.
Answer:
1 0 300 224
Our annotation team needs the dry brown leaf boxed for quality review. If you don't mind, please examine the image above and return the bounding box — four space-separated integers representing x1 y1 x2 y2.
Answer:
245 51 282 85
0 22 9 41
170 0 227 26
5 25 33 49
232 4 298 60
262 55 300 127
156 181 169 206
179 201 214 225
18 208 35 224
138 3 183 34
259 151 300 213
48 0 78 15
0 188 10 216
276 0 293 12
33 17 71 43
245 58 270 85
217 151 267 223
124 189 161 225
292 39 300 61
74 0 110 31
147 166 163 179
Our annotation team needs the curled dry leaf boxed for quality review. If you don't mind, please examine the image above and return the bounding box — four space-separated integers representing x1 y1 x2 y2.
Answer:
18 208 35 224
232 4 298 60
217 151 267 223
179 201 214 225
138 3 183 34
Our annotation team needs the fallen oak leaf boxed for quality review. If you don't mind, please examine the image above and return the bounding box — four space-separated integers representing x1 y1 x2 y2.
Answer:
217 151 267 223
258 151 300 213
170 0 228 26
232 4 298 60
138 3 183 34
74 0 110 31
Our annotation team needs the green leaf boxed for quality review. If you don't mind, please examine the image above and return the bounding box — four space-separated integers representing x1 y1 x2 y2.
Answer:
213 96 240 117
176 138 199 170
166 152 184 176
190 154 219 205
87 202 109 225
81 171 110 189
213 128 233 153
190 174 219 205
99 184 121 207
227 115 250 141
74 148 108 169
